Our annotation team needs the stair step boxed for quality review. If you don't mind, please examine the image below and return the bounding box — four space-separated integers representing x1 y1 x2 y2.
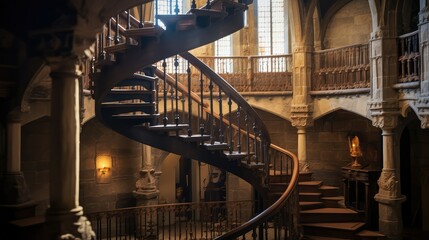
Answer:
299 192 323 202
224 150 248 160
148 123 189 132
104 42 138 54
301 207 360 223
304 235 351 240
302 222 366 239
300 201 325 210
319 185 340 197
241 161 265 169
204 141 229 150
190 8 228 18
211 0 248 12
322 196 345 207
111 113 158 125
157 14 196 31
123 25 164 38
179 134 211 142
116 74 157 88
101 102 155 114
105 89 154 102
269 171 313 183
356 230 387 239
298 181 323 192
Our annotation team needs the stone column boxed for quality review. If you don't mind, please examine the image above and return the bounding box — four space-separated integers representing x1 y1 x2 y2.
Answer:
369 35 406 239
291 44 313 172
418 3 429 128
45 58 94 239
133 144 159 238
373 125 406 239
0 111 35 223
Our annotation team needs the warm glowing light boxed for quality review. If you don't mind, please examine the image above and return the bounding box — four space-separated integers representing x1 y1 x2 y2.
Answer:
96 154 112 175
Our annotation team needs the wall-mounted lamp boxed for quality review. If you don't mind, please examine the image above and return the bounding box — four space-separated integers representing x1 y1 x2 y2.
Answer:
96 154 112 183
98 166 111 174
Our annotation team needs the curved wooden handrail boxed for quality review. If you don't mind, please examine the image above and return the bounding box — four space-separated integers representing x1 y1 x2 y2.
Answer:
215 145 299 239
180 51 271 145
154 55 300 239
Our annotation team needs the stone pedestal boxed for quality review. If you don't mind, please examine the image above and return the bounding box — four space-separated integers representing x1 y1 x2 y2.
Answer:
133 190 159 239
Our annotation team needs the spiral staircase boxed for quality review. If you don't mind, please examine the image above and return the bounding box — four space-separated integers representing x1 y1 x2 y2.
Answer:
90 0 299 239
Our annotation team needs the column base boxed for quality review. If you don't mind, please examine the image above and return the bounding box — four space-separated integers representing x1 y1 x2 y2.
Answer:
375 193 406 240
0 171 32 204
45 206 95 240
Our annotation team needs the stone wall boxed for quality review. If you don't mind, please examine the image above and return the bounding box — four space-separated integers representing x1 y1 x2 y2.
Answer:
21 117 51 216
323 0 371 49
80 118 142 213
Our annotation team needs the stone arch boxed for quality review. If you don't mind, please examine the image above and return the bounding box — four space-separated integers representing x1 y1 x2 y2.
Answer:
313 106 370 122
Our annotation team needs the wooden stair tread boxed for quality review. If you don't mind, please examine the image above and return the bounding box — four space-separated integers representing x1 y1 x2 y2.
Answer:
204 141 229 150
179 134 211 142
123 26 164 38
300 192 322 196
356 230 386 237
301 207 357 214
224 151 248 159
190 8 228 18
101 102 154 106
148 123 189 131
302 222 366 231
300 201 324 205
304 236 350 240
299 181 323 186
319 185 339 190
322 196 344 201
104 42 138 54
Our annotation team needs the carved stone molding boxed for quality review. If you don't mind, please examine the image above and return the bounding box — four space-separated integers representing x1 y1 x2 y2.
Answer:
377 169 400 198
417 97 429 128
292 44 314 53
291 104 313 127
369 100 399 129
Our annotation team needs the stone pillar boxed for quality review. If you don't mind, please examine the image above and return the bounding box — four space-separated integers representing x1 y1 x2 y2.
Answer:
45 58 94 239
418 3 429 127
133 144 160 238
373 127 406 239
0 111 35 224
291 43 313 172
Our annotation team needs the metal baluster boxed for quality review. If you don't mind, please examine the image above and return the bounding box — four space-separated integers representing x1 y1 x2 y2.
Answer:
228 98 233 154
187 61 192 136
218 88 224 143
175 0 179 14
237 108 242 153
115 14 120 44
163 59 168 126
174 55 180 125
209 78 215 144
206 0 211 9
106 19 112 47
200 72 205 136
191 0 196 9
139 4 144 28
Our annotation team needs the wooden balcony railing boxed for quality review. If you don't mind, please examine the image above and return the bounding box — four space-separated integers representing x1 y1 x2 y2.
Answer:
313 44 370 91
156 54 293 93
398 30 420 83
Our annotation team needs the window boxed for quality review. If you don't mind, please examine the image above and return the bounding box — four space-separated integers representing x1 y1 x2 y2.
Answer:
214 35 233 73
257 0 288 72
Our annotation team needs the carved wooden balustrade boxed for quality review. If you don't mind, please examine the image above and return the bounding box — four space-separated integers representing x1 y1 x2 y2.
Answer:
156 54 293 93
398 30 420 83
313 44 370 91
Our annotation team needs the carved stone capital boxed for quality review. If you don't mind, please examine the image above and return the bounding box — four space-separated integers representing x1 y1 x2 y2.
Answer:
420 6 429 25
369 101 399 129
370 29 396 40
291 104 313 127
292 44 314 53
417 97 429 128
